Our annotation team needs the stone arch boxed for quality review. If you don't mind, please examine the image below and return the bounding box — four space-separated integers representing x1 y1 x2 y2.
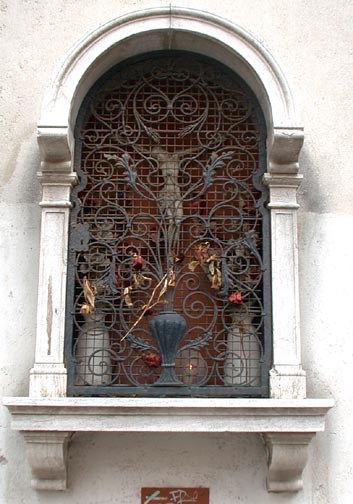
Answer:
38 7 303 175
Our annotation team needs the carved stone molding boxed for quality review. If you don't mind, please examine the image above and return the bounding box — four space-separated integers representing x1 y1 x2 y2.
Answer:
263 432 316 492
38 8 302 132
37 126 72 170
267 128 304 174
23 431 72 491
4 397 333 492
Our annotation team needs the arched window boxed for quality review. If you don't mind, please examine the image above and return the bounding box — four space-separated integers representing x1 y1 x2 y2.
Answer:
66 52 271 397
4 10 333 494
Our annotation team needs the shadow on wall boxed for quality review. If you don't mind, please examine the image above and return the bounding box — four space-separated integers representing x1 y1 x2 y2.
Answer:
0 127 41 204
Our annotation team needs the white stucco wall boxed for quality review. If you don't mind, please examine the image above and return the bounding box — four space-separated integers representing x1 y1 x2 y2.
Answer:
1 0 352 502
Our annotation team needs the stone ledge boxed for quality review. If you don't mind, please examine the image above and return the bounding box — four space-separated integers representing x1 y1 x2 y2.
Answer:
3 397 333 492
4 397 332 431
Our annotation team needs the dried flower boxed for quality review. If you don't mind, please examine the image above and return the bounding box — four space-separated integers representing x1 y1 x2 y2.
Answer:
188 260 200 272
228 292 243 305
188 242 222 291
80 277 96 314
210 269 222 290
168 268 176 287
80 304 92 315
122 273 169 341
173 252 185 264
131 272 150 289
193 242 210 262
123 286 133 307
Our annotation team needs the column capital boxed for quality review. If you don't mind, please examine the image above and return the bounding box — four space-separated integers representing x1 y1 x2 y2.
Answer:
267 127 304 175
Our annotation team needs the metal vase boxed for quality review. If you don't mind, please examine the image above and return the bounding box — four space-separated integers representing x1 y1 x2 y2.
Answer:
149 311 187 386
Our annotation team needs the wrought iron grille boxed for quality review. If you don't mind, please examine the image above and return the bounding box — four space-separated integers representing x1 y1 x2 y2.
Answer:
66 52 271 397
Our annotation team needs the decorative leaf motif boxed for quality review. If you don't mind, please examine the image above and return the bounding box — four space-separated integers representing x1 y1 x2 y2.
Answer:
179 331 213 352
178 123 199 138
105 153 137 186
127 335 157 353
245 231 264 268
203 151 233 189
144 126 160 142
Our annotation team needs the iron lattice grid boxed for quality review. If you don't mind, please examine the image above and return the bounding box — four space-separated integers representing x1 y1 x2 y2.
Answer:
66 52 272 397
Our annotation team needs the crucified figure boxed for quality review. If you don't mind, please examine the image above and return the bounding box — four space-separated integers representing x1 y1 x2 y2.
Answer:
149 145 200 253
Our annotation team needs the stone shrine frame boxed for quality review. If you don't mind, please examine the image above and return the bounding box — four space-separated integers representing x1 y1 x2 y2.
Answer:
4 7 333 493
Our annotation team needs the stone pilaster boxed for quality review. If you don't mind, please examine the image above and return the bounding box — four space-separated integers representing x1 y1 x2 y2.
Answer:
264 127 306 398
29 128 76 397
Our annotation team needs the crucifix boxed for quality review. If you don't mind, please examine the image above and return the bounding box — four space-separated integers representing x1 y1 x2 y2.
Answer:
149 145 199 252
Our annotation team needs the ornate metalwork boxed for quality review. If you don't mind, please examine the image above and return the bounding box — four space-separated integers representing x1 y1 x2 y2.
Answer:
66 53 271 397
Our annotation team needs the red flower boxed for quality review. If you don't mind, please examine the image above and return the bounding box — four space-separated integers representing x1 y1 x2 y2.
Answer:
228 292 243 305
142 351 161 368
131 255 144 270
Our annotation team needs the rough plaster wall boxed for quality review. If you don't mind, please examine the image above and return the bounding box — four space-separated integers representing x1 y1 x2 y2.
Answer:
1 0 352 502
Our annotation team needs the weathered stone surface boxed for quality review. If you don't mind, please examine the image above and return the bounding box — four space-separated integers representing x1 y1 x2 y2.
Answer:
4 397 333 492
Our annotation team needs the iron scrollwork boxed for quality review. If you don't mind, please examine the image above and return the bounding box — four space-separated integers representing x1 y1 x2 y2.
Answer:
66 53 270 397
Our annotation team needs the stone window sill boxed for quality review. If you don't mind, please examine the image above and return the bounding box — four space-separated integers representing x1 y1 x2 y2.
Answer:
3 397 333 493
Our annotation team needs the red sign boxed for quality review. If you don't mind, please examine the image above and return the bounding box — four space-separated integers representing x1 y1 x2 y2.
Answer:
141 488 209 504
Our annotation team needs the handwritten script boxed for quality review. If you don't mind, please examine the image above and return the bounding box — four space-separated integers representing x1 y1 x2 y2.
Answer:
141 488 209 504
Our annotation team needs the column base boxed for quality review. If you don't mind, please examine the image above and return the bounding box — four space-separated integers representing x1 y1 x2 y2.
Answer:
270 367 306 399
29 364 67 398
